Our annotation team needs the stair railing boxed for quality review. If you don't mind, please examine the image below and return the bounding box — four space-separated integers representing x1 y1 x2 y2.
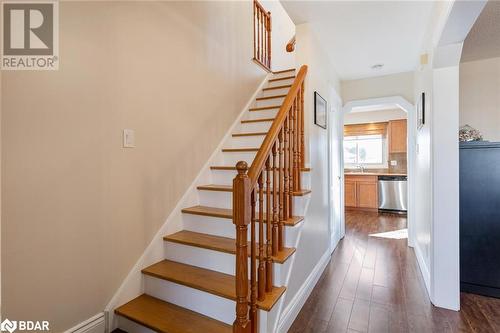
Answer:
253 0 272 71
233 65 308 333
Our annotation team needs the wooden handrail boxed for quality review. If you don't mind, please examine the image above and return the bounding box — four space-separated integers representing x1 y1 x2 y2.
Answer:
248 65 307 186
286 35 296 52
232 65 307 333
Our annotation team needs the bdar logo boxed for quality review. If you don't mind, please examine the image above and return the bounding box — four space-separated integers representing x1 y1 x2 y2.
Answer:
0 319 17 333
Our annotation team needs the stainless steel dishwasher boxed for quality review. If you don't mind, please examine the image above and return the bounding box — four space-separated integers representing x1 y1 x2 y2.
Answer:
378 176 407 212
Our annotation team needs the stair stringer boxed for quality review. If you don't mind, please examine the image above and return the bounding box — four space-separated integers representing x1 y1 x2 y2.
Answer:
103 73 271 332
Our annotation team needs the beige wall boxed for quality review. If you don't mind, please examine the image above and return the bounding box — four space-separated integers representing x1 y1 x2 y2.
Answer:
341 71 415 104
460 57 500 142
1 1 268 330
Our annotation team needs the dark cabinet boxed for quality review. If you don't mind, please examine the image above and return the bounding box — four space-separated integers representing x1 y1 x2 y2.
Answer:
460 142 500 298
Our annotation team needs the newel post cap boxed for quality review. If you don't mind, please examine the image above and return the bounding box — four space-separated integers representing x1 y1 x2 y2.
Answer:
236 161 249 175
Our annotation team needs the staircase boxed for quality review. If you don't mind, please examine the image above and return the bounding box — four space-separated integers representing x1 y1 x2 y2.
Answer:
114 67 310 333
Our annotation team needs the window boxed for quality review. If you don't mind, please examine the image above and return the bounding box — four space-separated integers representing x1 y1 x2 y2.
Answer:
344 134 384 165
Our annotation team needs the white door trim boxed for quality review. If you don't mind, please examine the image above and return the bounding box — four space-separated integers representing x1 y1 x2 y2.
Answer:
328 90 343 253
341 96 416 248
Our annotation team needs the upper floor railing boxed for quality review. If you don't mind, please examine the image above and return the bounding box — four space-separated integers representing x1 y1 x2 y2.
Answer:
253 0 272 72
232 65 308 333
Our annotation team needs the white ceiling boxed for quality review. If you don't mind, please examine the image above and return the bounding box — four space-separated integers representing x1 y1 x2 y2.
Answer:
281 1 435 80
462 1 500 63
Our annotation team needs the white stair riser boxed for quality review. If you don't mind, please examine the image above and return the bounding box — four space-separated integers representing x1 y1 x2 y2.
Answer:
118 317 156 333
210 170 235 186
270 70 295 79
210 169 311 188
183 214 234 238
246 109 279 120
261 87 290 97
197 189 309 211
255 97 286 108
182 213 303 248
210 170 288 187
226 135 265 148
144 276 235 324
239 121 273 133
164 242 287 285
267 78 295 88
222 151 257 166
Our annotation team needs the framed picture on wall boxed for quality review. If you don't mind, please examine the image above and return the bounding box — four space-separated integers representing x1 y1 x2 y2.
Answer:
417 92 425 130
314 92 327 129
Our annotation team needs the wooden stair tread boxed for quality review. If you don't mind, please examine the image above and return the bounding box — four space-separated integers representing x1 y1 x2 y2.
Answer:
263 85 292 91
273 68 295 74
249 105 280 111
142 260 285 311
241 118 275 123
211 165 311 172
181 205 232 219
115 294 231 333
222 147 300 153
197 184 312 197
222 147 259 152
164 230 296 264
256 94 287 101
269 75 295 82
182 205 304 226
232 132 268 137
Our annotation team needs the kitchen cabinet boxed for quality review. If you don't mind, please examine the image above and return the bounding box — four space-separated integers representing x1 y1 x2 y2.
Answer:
344 175 378 209
388 119 407 153
344 180 357 207
357 182 378 208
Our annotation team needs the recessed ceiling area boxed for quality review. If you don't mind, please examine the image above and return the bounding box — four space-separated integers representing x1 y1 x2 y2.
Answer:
462 1 500 63
281 1 435 80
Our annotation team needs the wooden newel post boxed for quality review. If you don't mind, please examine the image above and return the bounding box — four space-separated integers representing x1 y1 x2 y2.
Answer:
233 161 251 333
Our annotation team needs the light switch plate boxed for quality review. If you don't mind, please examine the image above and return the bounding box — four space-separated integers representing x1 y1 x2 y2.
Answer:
123 129 135 148
390 160 398 166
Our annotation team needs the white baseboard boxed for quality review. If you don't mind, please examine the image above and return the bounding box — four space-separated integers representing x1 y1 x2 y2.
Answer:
276 250 331 333
414 242 431 297
64 313 105 333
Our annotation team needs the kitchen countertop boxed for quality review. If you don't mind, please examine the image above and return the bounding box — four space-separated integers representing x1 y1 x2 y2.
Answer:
345 171 407 176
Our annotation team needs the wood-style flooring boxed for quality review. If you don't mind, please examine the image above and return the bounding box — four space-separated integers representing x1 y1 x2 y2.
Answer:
289 210 500 333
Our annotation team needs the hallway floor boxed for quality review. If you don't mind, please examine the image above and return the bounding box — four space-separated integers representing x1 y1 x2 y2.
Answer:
289 210 500 332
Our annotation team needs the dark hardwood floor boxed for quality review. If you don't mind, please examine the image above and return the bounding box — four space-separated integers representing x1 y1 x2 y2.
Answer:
289 210 500 333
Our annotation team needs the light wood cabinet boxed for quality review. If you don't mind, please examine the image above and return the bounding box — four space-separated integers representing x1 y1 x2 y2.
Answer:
344 181 357 207
357 182 378 208
344 175 378 209
388 119 407 153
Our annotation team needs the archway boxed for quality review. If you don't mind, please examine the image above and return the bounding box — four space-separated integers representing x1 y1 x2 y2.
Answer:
340 96 416 247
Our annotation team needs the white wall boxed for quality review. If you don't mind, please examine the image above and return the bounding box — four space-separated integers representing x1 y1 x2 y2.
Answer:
344 108 407 125
261 0 296 71
413 64 433 290
278 22 341 332
431 65 460 311
460 57 500 142
412 0 475 311
341 71 415 104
